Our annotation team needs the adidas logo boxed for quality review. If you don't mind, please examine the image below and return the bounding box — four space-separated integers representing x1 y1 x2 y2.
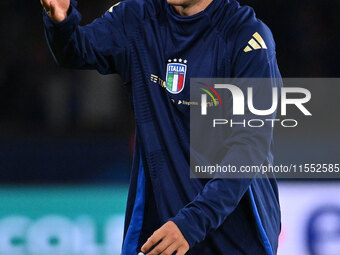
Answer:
243 32 267 52
108 2 120 12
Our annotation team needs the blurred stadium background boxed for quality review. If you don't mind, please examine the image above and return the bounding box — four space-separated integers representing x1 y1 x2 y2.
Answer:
0 0 339 254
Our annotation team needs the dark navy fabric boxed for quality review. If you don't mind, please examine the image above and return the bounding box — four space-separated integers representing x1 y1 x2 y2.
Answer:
122 156 146 254
43 0 281 254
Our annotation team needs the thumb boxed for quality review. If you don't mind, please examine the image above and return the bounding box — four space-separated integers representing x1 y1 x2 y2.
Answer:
49 1 61 19
49 0 68 22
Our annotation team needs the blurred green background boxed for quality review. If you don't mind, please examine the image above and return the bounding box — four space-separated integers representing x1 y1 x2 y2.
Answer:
0 186 128 255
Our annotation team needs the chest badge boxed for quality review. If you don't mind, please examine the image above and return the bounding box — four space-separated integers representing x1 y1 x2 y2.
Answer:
166 58 187 94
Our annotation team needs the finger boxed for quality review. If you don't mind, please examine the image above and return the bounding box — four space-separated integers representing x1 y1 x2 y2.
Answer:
49 1 56 14
160 242 180 255
147 236 176 255
141 231 165 253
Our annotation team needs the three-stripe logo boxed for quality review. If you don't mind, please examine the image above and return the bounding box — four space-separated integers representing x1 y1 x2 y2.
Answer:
243 32 268 52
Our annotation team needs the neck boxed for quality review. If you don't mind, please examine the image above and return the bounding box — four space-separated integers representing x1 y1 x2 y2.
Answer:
172 0 214 16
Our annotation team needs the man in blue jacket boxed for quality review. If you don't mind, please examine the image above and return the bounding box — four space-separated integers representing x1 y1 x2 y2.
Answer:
41 0 281 254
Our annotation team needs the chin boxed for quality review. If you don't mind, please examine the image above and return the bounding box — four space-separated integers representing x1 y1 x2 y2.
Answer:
167 0 191 6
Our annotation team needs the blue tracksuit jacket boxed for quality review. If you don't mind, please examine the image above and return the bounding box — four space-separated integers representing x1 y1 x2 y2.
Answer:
43 0 281 254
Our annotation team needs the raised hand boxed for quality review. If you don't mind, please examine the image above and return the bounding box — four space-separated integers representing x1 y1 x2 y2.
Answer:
40 0 70 22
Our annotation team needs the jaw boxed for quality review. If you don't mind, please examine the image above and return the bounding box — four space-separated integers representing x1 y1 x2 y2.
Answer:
167 0 211 16
167 0 196 8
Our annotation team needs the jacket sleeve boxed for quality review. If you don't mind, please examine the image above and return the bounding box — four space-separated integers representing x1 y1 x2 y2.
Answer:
170 22 282 248
43 0 130 80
